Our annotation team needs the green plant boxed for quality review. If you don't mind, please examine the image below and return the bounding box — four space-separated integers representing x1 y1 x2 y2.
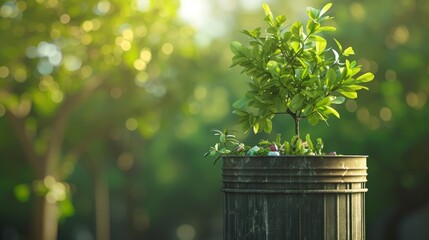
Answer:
204 130 246 164
231 3 374 138
206 3 374 160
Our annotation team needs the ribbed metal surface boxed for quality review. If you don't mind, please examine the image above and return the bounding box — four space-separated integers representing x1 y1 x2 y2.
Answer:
222 156 367 240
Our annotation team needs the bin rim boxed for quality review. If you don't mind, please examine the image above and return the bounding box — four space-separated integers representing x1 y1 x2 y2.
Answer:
223 155 368 158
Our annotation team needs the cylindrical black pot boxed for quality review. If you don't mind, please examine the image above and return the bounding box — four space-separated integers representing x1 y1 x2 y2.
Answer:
222 155 368 240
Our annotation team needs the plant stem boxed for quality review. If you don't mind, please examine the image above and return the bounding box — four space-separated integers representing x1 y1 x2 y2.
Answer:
292 114 300 139
286 109 301 139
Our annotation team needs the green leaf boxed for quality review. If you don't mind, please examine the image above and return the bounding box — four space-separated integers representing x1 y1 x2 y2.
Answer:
343 47 355 56
231 55 246 67
248 28 261 38
325 106 340 118
226 133 237 139
241 118 251 133
267 26 278 34
314 26 336 33
266 60 280 77
348 66 362 78
290 21 303 37
212 129 223 135
274 97 287 112
307 7 320 20
332 49 340 65
290 40 301 52
232 97 251 109
240 30 253 38
305 133 314 150
347 85 369 90
333 38 343 52
230 41 243 55
356 72 375 82
289 94 305 112
306 19 320 34
219 148 231 154
331 96 345 104
318 16 334 22
254 28 262 37
315 36 327 54
315 138 324 155
262 38 277 55
338 89 358 99
262 3 273 21
310 35 326 43
308 112 321 126
275 15 287 27
219 133 226 143
319 3 333 17
316 96 331 107
261 117 273 134
253 122 260 134
326 68 336 87
302 104 313 116
294 67 308 79
232 109 249 118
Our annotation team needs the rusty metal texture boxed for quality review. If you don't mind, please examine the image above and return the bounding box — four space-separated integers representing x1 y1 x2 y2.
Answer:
222 156 367 240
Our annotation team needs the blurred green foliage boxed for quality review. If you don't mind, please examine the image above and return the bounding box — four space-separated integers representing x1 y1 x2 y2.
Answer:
1 0 429 239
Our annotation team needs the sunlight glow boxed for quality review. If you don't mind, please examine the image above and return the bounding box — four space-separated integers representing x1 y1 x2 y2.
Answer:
161 43 174 55
37 41 62 66
117 152 134 171
132 0 150 12
94 0 111 16
140 48 152 63
115 36 132 51
126 118 138 131
133 59 147 71
13 66 27 82
345 100 358 112
0 66 9 78
122 29 134 41
110 87 122 99
179 0 231 46
238 0 267 11
193 86 207 100
63 55 82 71
177 224 196 240
82 21 94 32
356 108 370 124
350 3 366 22
385 69 396 81
179 0 209 29
393 25 410 44
80 65 93 78
0 1 21 18
59 14 70 24
51 89 64 103
135 25 148 38
379 107 392 121
406 91 427 109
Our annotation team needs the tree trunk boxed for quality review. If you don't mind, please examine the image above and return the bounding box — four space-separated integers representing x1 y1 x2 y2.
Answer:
33 190 58 240
95 163 110 240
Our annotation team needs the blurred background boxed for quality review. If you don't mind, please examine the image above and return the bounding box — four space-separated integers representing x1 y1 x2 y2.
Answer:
1 0 429 239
